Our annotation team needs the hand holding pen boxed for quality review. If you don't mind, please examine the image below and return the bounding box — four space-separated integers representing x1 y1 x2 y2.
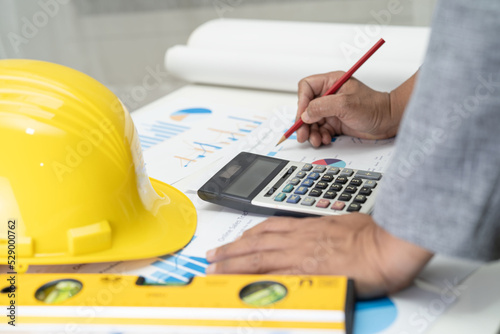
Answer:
277 38 400 147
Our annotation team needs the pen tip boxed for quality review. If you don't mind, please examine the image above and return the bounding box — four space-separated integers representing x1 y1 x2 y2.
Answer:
275 136 286 147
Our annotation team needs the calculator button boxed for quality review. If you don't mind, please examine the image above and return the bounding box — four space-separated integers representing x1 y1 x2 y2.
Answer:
287 195 301 204
330 184 343 192
331 201 346 211
327 167 340 175
335 176 348 184
355 170 382 180
294 186 308 195
347 203 362 212
301 179 314 187
289 177 300 186
301 164 313 171
354 195 367 203
301 197 316 206
349 178 363 186
296 171 307 178
282 184 294 193
316 199 331 208
344 185 358 194
314 181 328 189
340 168 354 177
274 193 287 202
339 193 352 201
363 180 377 188
312 165 326 173
307 172 320 180
309 189 323 197
323 190 337 199
321 174 334 182
359 187 372 195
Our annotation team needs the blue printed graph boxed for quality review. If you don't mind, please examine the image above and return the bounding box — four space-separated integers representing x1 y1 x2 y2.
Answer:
147 253 209 284
138 121 189 151
354 297 398 334
171 113 267 168
170 108 212 122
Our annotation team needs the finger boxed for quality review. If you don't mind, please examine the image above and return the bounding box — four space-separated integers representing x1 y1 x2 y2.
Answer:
206 250 295 274
207 232 294 262
298 71 347 103
296 72 345 120
296 78 316 121
308 123 323 148
241 216 299 238
302 94 349 124
296 123 310 143
319 124 333 145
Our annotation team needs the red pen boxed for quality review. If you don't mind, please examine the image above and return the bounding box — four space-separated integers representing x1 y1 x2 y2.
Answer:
276 38 385 146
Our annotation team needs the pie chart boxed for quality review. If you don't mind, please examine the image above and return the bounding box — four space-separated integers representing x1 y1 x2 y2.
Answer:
312 158 346 168
170 108 212 122
354 297 398 334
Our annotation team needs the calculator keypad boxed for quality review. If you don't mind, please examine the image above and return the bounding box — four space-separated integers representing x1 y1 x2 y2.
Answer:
254 161 382 216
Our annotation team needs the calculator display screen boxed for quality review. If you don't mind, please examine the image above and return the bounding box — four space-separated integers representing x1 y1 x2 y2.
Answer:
225 158 281 198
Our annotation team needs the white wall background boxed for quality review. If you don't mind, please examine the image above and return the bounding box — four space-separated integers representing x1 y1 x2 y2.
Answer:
0 0 437 111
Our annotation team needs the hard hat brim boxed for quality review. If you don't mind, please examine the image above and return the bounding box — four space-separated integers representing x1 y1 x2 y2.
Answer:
16 178 197 271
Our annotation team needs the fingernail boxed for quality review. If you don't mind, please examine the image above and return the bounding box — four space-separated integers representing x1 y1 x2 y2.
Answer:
302 111 311 123
206 264 216 274
206 248 216 261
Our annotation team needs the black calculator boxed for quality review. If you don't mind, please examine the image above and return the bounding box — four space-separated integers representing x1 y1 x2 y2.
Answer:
198 152 382 217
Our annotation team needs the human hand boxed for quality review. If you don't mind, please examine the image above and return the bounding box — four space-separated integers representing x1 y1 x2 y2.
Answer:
206 213 432 298
296 71 400 147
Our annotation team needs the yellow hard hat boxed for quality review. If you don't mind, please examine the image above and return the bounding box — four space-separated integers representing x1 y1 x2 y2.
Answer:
0 59 197 272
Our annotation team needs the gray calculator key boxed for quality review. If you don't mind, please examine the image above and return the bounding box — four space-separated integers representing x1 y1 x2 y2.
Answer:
289 177 300 185
327 167 340 175
301 197 316 206
296 171 307 178
355 170 382 180
340 168 354 177
301 164 313 171
313 165 326 173
363 180 378 188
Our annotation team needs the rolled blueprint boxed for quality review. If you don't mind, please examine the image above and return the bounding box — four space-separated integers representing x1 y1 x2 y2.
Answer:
166 19 429 92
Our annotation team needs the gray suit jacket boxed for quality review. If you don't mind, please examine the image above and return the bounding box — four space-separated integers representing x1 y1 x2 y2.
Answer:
373 0 500 261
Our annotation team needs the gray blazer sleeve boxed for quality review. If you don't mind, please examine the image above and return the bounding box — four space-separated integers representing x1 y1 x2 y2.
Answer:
373 0 500 261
